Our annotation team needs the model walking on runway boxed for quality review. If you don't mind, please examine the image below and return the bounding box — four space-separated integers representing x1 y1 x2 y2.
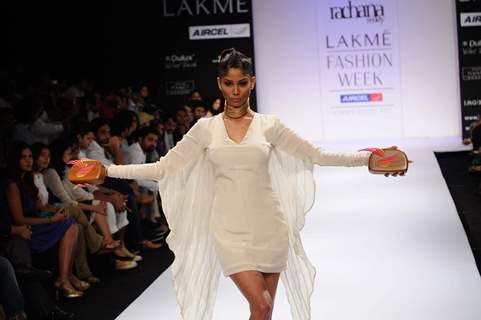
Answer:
88 48 407 320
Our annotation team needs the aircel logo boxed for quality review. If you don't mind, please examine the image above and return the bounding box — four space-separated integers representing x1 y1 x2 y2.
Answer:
340 93 383 103
189 23 250 40
330 1 384 23
461 12 481 27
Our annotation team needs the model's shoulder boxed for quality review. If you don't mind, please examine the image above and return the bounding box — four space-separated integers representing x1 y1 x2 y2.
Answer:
255 113 279 126
195 115 217 130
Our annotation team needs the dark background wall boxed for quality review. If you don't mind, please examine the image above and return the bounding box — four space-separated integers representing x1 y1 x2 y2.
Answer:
3 0 255 109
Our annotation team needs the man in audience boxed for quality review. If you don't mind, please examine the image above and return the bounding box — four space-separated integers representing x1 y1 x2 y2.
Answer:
124 127 168 240
163 116 177 151
86 118 161 251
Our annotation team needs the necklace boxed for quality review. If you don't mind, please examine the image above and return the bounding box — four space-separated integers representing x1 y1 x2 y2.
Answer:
224 100 252 120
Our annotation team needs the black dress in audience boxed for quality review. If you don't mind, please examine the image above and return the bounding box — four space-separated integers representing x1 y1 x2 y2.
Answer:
0 205 75 320
3 176 75 254
0 256 26 319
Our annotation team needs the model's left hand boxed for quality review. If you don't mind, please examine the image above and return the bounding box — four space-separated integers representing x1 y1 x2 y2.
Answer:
381 146 413 177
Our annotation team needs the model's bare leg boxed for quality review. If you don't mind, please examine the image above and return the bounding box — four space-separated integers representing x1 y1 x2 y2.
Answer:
230 270 273 320
262 272 280 316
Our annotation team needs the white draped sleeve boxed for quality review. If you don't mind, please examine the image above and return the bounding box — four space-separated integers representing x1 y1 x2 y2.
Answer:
265 114 369 319
106 118 211 180
266 116 370 167
107 118 221 320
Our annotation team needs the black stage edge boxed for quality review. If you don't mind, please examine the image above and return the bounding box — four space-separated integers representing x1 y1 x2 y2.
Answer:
436 151 481 275
59 244 174 320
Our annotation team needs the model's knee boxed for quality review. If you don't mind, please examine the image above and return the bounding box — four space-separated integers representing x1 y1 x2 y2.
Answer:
250 300 272 318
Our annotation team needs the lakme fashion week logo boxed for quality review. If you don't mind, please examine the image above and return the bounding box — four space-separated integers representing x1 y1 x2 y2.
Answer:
460 12 481 27
164 54 197 69
189 23 250 40
162 0 249 17
330 1 385 23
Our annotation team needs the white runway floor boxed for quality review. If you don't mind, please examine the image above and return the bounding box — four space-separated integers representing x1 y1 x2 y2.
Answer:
117 138 481 320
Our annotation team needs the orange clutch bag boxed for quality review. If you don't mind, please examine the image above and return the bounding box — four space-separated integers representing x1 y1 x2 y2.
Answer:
67 160 106 185
367 149 409 175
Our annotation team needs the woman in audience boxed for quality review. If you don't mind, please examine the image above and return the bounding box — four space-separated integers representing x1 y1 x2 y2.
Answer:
209 97 223 116
49 139 139 269
4 141 83 299
32 142 119 283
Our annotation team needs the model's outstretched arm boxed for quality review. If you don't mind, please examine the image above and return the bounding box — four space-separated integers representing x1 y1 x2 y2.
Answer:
266 116 370 167
107 119 210 181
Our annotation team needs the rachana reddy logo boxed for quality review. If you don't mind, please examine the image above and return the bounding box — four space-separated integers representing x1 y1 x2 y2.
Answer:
340 93 383 103
189 23 250 40
330 1 384 23
164 54 197 69
461 12 481 27
165 80 195 96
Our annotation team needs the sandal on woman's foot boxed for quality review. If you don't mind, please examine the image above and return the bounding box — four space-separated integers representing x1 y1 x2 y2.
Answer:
85 276 100 284
122 247 143 262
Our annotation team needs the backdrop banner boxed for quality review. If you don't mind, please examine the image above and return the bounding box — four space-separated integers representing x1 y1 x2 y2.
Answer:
318 0 402 139
159 0 256 112
456 0 481 138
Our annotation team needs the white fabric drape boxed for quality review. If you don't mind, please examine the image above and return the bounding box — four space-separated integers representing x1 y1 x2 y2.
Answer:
158 146 316 320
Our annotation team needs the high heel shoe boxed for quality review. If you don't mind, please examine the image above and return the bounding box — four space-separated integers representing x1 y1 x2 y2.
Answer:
69 275 91 291
54 279 83 300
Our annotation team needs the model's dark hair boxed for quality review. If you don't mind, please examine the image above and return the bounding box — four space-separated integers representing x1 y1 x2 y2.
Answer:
217 48 253 77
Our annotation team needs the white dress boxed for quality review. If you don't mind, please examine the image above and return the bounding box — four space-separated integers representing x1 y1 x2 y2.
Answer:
107 112 370 320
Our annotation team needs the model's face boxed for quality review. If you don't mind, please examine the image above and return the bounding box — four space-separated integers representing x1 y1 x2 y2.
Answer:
35 148 50 169
96 124 111 145
217 68 255 108
79 132 95 149
140 133 158 153
20 148 33 172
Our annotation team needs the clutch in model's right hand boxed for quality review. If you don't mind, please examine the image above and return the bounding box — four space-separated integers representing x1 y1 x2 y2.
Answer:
67 159 106 185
